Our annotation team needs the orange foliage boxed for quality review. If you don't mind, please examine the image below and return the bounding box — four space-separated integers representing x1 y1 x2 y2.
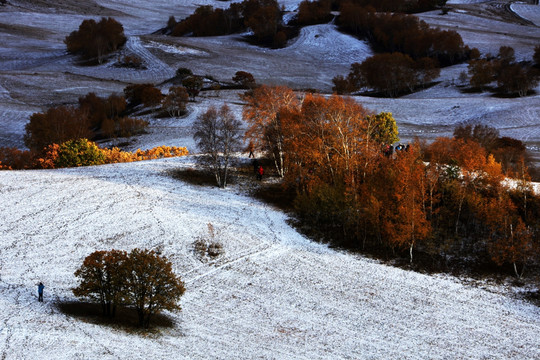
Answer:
282 93 370 190
36 143 61 169
10 141 189 169
383 144 431 262
0 147 36 170
243 85 300 177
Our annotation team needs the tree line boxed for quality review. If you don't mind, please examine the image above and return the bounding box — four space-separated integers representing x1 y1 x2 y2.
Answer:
0 77 196 170
166 0 292 48
295 0 446 26
297 0 465 65
242 85 540 279
332 5 473 96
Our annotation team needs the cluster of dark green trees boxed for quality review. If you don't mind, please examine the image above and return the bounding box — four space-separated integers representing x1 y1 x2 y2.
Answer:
73 249 185 328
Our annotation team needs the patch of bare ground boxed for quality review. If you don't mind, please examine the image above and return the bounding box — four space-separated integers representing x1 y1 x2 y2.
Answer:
7 0 124 16
450 0 536 26
0 23 54 40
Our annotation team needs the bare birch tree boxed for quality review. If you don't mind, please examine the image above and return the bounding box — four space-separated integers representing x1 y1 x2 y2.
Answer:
193 104 242 188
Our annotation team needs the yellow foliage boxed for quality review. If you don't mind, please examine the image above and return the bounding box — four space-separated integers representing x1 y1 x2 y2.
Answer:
3 140 189 170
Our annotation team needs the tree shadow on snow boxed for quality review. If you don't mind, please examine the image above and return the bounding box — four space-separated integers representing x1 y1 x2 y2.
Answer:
56 301 176 334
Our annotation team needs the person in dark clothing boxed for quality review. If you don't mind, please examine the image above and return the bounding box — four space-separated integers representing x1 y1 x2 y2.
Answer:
38 282 44 302
252 159 259 174
247 141 255 158
257 165 264 181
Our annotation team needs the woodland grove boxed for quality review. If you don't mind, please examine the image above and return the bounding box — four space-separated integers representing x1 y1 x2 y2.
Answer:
243 86 540 280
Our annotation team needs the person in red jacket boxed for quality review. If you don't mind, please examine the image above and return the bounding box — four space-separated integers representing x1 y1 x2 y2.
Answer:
257 165 264 181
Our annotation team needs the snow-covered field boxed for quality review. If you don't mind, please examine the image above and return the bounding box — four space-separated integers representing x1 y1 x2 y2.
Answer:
512 2 540 26
1 0 539 152
1 0 540 358
1 158 539 359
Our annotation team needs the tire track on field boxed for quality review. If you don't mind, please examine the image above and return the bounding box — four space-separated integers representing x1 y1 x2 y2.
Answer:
124 36 174 83
114 165 168 248
0 283 32 360
183 200 289 286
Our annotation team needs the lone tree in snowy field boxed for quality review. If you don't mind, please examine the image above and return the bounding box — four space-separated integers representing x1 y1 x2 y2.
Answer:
65 17 127 64
193 104 243 188
73 249 185 328
73 250 129 318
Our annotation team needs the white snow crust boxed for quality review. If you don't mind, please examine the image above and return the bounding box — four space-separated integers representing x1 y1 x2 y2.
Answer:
1 158 540 359
1 1 540 357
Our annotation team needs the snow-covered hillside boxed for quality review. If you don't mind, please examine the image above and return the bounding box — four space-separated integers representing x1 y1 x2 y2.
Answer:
1 157 539 359
1 1 540 357
1 0 540 154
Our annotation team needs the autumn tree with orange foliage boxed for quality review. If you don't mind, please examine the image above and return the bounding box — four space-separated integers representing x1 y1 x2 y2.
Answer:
73 250 129 318
243 85 300 177
73 249 185 328
383 144 431 263
243 89 539 275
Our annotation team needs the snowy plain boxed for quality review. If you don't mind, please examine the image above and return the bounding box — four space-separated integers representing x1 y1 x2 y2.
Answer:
1 0 540 358
1 158 540 359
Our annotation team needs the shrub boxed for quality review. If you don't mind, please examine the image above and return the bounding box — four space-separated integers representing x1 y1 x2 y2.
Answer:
232 71 256 88
123 84 163 108
162 86 189 117
0 147 36 170
4 142 188 170
193 223 225 261
117 55 144 69
53 138 106 168
116 117 149 137
65 17 127 64
175 67 193 79
182 76 203 100
296 0 332 26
